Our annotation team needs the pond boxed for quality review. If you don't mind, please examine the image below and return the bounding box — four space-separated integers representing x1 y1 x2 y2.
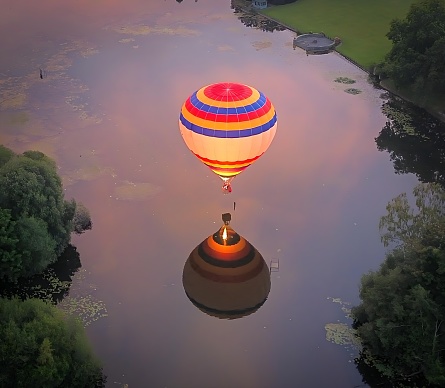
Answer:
0 0 423 387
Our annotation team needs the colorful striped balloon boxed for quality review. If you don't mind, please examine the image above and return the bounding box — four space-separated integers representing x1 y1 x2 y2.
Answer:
179 82 277 193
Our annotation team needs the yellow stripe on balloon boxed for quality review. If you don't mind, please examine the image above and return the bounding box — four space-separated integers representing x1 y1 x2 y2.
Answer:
202 159 253 169
208 169 242 177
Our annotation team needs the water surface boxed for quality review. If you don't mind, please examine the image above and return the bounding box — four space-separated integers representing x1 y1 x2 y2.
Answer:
0 1 420 387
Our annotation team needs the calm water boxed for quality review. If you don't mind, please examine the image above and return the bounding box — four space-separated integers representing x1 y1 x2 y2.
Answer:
0 1 421 387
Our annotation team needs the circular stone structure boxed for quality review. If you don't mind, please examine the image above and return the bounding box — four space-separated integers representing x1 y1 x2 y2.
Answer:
292 33 336 54
182 219 271 319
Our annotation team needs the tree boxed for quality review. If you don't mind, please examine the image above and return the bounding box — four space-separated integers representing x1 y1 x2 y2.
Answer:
352 183 445 386
0 145 15 169
381 0 445 91
0 297 106 387
72 202 92 234
0 209 22 281
0 146 91 281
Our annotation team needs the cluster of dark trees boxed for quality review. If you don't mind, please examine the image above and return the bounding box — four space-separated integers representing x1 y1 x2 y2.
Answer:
354 2 445 381
0 298 106 387
0 145 91 282
0 145 103 386
380 0 445 93
352 183 445 386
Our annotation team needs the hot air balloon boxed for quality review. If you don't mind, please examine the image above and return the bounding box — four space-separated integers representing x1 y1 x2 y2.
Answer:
179 82 277 193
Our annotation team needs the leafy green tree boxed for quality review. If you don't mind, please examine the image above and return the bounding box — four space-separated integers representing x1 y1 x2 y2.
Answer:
73 202 92 234
0 146 91 281
0 297 105 387
381 0 445 91
0 151 73 255
0 209 22 281
352 183 445 385
0 145 15 169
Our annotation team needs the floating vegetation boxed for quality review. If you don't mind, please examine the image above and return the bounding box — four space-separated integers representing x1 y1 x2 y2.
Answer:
0 268 71 304
114 181 162 200
113 382 129 388
80 47 99 58
327 296 352 318
381 103 416 135
344 88 362 95
334 77 356 84
325 323 361 348
119 38 135 44
62 165 115 186
0 37 102 154
65 95 102 124
0 91 27 110
58 269 108 327
59 294 108 327
218 44 234 51
5 111 29 125
115 25 200 37
0 245 81 304
252 41 272 51
325 297 361 357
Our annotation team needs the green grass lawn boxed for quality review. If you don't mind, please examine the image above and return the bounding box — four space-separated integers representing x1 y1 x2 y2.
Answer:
262 0 417 68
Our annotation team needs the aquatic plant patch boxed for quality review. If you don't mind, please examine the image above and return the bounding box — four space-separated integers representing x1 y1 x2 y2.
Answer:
334 77 355 84
344 88 362 95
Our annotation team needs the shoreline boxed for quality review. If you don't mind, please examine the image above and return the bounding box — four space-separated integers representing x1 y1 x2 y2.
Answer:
252 6 445 123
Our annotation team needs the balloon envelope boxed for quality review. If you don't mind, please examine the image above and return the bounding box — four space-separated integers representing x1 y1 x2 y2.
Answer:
179 82 277 190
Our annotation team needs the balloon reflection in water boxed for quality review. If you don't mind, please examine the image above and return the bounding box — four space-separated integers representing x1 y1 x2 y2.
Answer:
182 213 271 319
179 82 277 193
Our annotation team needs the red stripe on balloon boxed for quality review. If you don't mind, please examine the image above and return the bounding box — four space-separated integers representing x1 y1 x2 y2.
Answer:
184 98 272 123
194 153 262 166
203 83 253 101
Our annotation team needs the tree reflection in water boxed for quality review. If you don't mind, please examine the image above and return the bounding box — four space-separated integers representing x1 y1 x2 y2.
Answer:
376 94 445 187
0 244 81 304
358 95 445 386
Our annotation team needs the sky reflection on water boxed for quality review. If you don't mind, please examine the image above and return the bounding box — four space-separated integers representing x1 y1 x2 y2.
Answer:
0 1 421 387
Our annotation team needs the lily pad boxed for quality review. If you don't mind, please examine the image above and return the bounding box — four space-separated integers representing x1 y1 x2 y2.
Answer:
344 88 362 95
325 323 361 347
114 181 161 200
334 77 356 84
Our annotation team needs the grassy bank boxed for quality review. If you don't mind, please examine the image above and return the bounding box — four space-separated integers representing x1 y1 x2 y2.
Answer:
262 0 416 69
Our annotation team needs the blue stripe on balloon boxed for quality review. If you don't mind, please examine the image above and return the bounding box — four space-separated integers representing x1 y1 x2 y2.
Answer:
190 92 268 115
179 113 277 138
